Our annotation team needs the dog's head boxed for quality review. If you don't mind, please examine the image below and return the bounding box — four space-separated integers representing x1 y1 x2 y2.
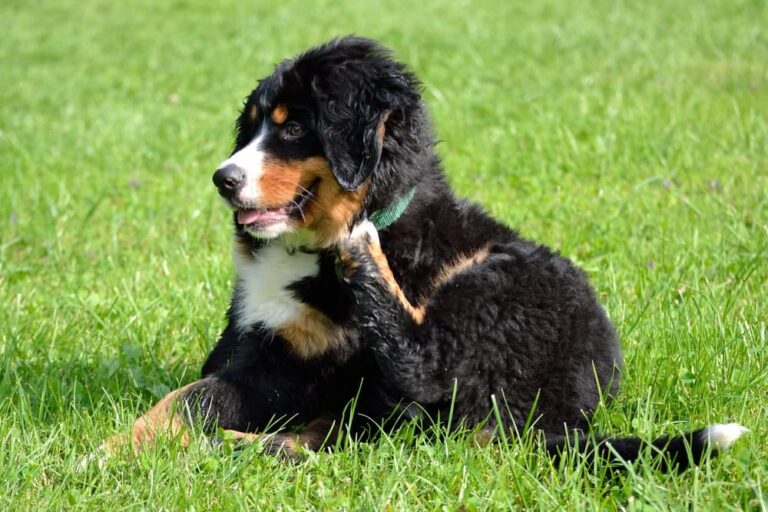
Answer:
213 36 429 247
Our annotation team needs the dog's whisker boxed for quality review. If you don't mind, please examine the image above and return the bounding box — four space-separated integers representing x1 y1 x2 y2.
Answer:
288 199 307 222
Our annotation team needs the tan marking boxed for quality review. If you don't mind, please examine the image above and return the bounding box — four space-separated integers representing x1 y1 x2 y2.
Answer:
276 304 347 359
338 248 359 273
128 382 200 450
376 109 392 145
307 173 367 246
274 435 297 454
222 430 261 442
248 104 258 122
258 159 307 208
221 430 299 455
256 156 367 246
431 246 491 291
102 382 199 453
367 239 426 325
271 104 288 124
364 242 491 326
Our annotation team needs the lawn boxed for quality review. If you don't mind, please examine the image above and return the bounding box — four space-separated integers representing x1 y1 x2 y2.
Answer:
1 0 766 509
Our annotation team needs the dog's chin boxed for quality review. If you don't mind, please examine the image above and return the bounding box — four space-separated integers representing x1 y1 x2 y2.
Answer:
242 221 293 239
241 222 319 251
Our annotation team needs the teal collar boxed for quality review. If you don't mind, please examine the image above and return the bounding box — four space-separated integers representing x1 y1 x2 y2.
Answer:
369 187 417 230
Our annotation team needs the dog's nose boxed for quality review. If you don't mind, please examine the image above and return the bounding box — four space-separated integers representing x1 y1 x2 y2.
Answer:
213 164 245 196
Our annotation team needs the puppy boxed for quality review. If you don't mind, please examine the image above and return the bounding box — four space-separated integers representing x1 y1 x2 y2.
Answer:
101 36 746 470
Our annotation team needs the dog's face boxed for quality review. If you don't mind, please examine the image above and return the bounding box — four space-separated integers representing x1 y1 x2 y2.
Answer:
213 98 366 245
212 37 423 247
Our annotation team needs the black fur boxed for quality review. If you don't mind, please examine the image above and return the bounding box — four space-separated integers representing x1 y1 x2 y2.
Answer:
187 36 736 471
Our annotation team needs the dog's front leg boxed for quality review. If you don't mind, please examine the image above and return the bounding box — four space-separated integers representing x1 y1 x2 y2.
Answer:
221 415 339 460
337 221 456 404
336 220 424 326
93 378 238 456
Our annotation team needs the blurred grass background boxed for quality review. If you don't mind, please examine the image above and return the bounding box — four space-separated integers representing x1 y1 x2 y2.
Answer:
1 0 766 509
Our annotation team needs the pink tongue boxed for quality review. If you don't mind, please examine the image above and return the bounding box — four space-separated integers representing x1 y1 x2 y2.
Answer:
237 208 286 225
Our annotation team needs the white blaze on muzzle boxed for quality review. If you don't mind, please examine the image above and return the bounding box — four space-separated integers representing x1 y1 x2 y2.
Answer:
217 130 267 204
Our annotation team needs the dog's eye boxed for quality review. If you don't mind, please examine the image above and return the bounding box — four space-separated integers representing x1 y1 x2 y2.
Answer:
282 122 305 140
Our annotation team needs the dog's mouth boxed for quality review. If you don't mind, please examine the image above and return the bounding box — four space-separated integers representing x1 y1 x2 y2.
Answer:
235 179 320 229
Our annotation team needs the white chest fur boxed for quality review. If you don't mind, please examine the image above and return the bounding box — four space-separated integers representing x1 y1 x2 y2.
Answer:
233 243 319 332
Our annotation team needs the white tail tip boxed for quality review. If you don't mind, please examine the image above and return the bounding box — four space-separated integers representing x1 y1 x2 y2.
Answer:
702 423 749 450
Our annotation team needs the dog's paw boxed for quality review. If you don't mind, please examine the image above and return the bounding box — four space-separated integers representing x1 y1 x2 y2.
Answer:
75 431 128 472
260 433 306 462
335 219 379 282
218 430 304 461
340 219 379 251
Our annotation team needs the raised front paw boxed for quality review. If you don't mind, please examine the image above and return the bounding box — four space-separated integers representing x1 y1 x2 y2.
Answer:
335 219 380 283
338 219 380 252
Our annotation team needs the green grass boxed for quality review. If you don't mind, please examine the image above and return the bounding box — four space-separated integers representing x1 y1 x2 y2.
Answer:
1 0 767 509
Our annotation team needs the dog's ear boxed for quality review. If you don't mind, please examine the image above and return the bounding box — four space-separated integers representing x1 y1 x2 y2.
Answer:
315 96 391 192
305 37 420 191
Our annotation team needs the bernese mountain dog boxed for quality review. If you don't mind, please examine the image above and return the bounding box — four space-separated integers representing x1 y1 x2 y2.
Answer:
102 36 746 471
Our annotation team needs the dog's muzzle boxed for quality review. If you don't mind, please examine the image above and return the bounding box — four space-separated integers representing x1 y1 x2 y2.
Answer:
212 164 245 199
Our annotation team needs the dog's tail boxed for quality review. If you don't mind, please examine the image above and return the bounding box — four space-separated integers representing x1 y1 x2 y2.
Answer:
544 423 748 472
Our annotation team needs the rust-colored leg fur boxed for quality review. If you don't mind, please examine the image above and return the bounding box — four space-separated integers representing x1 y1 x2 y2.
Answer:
100 380 337 462
102 382 200 453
